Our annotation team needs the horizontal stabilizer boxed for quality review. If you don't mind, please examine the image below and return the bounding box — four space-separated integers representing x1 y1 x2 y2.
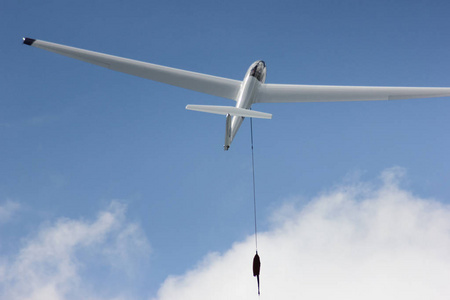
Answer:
186 105 272 119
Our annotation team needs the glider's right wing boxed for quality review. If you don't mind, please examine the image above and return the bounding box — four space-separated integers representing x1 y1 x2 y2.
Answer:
23 38 241 101
256 84 450 103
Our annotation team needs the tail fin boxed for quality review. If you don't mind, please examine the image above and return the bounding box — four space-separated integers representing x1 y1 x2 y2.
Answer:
186 105 272 119
224 114 232 151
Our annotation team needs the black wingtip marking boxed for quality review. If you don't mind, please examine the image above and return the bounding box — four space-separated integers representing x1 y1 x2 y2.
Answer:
23 37 36 46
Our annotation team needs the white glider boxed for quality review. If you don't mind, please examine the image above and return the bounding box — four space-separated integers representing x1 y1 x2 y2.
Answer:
23 37 450 150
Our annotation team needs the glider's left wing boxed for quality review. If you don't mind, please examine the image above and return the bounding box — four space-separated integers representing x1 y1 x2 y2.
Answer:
23 38 241 101
256 84 450 103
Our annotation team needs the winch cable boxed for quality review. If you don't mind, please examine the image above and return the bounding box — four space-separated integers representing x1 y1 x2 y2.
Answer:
250 117 261 295
250 117 258 251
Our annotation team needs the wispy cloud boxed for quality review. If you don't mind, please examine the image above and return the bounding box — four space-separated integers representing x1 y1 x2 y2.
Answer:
0 200 20 223
153 167 450 300
0 201 150 300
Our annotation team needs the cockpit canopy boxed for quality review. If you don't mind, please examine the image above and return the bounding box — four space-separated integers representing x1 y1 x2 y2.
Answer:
249 60 266 83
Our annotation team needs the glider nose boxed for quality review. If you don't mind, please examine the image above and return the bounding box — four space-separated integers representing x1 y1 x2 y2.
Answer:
252 61 266 83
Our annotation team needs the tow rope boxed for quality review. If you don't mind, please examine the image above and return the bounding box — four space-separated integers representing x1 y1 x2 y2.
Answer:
250 117 261 295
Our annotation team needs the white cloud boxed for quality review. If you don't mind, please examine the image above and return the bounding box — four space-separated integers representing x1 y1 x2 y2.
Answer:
0 200 20 223
0 201 150 300
2 168 449 300
153 167 450 300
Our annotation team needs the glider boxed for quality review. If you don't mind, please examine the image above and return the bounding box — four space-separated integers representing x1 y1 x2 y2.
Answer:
23 37 450 150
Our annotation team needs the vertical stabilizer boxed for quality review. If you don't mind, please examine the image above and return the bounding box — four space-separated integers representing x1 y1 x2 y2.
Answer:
224 114 232 150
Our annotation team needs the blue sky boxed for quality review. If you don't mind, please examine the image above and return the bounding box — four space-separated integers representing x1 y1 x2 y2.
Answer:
2 0 450 299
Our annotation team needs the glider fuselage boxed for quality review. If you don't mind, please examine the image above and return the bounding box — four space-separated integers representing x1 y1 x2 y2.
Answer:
225 61 266 150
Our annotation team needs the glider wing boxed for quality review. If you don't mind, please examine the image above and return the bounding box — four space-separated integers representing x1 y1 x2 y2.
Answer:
256 84 450 103
23 38 241 101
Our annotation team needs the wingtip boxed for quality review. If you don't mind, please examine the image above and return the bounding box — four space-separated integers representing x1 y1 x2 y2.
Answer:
23 37 36 46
